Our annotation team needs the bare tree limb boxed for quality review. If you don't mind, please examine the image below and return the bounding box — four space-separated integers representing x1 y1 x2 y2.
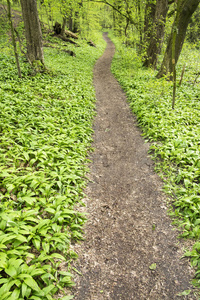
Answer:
14 28 32 65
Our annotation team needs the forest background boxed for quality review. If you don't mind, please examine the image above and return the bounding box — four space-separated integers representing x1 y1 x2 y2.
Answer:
0 0 200 299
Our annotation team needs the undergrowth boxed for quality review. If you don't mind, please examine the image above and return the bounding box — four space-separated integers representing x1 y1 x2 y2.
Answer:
110 33 200 289
0 19 106 299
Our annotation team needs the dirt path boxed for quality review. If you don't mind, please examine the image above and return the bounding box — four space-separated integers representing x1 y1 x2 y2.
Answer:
72 34 195 299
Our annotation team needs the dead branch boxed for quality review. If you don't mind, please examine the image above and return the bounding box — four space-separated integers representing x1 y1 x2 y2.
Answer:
179 64 185 86
56 34 79 46
65 30 78 40
87 40 96 47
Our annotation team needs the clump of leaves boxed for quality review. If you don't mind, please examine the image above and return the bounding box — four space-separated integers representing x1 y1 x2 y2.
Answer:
0 31 106 299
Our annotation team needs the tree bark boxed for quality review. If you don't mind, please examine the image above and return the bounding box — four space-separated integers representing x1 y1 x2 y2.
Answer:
136 0 142 53
61 16 67 36
7 0 21 78
143 0 168 68
143 1 156 49
157 0 200 78
20 0 44 64
68 10 73 32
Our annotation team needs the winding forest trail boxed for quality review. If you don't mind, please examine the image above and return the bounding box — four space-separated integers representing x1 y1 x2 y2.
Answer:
72 34 195 299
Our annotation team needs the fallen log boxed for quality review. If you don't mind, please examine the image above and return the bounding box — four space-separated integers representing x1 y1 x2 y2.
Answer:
88 40 96 47
64 50 76 57
43 43 76 56
57 34 80 46
65 30 78 40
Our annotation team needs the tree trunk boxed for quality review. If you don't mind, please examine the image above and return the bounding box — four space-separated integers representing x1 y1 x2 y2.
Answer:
7 0 21 78
68 10 73 32
157 0 200 78
136 0 143 53
143 1 156 53
143 0 168 68
53 21 61 34
73 11 79 33
20 0 44 65
61 16 67 36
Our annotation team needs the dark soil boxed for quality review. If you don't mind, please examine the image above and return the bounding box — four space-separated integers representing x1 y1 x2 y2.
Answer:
72 34 196 299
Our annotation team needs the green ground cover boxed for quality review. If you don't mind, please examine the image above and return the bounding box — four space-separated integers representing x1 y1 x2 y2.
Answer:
0 27 106 299
110 33 200 288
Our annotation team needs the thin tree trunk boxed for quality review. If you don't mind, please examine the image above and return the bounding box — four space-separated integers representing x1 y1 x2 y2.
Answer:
179 64 185 86
172 0 181 109
61 16 67 36
68 10 73 32
7 0 21 78
136 0 143 53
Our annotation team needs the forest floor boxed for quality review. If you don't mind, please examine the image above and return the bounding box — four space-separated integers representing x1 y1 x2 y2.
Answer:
72 34 196 299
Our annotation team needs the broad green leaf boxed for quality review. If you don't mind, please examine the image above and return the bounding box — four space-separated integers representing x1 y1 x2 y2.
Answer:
0 243 7 249
50 253 66 261
0 292 12 300
62 209 75 215
30 268 45 277
0 280 18 295
60 276 73 283
24 277 41 292
46 295 54 300
22 197 36 205
177 289 191 296
33 238 40 251
23 152 29 160
41 273 55 284
7 184 15 193
18 274 32 280
21 282 27 298
1 234 18 244
37 219 51 230
7 288 20 300
45 208 55 214
0 252 7 268
8 258 24 269
5 265 17 277
59 271 73 277
42 284 56 295
0 278 9 284
42 242 50 254
60 296 74 300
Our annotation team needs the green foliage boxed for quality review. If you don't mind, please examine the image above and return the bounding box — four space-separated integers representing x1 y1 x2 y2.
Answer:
37 0 107 38
0 30 106 299
187 6 200 45
110 33 200 286
0 5 11 53
79 2 104 40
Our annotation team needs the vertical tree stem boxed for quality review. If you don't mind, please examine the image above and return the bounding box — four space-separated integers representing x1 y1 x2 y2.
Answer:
172 0 181 109
172 28 176 109
7 0 21 78
179 64 185 86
